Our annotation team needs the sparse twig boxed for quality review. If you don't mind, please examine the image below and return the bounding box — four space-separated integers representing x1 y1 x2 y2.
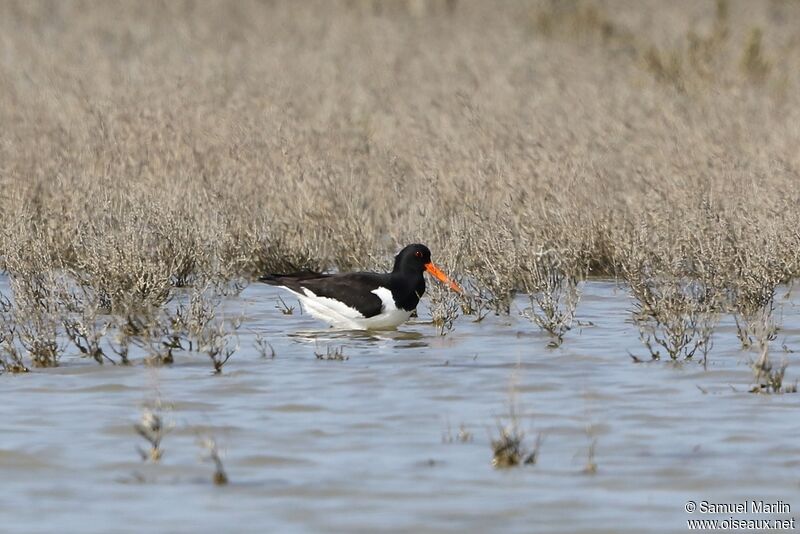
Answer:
255 334 276 359
200 437 229 485
315 345 348 361
135 408 166 462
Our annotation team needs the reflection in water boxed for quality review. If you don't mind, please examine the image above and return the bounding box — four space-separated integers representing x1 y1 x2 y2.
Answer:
288 327 426 345
396 341 429 350
2 278 800 533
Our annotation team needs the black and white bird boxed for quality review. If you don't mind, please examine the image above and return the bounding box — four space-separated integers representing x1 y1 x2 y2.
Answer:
259 244 461 330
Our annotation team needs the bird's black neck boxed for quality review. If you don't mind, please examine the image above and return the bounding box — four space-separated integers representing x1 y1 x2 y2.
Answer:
390 270 426 311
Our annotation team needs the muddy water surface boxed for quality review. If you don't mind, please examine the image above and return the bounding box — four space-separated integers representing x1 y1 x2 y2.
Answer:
1 277 799 533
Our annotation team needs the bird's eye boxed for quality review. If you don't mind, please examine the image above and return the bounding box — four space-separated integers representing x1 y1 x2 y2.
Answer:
415 251 423 258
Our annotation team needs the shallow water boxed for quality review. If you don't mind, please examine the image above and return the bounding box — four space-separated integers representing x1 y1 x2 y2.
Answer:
2 277 799 533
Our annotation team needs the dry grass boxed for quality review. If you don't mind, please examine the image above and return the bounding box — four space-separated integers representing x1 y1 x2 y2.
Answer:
1 0 800 362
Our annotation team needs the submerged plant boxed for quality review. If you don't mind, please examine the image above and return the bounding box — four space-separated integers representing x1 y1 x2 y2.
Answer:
490 392 541 468
460 218 519 316
0 294 27 374
750 343 796 394
491 422 542 469
0 338 28 374
459 281 493 322
62 288 111 364
275 295 295 315
442 421 474 444
582 424 599 475
628 272 717 361
732 297 778 350
254 334 276 359
199 437 229 486
199 318 239 374
428 280 460 336
135 318 177 366
2 248 66 368
315 345 349 361
135 408 167 462
171 287 241 373
521 249 582 347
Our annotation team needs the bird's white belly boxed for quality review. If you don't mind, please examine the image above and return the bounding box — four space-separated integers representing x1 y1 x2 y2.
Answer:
356 307 413 330
284 286 412 330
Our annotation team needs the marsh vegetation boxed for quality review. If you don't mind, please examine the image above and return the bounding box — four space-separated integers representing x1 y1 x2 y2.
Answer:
2 1 800 530
2 0 799 371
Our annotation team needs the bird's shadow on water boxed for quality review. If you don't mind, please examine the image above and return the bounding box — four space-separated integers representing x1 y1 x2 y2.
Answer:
287 328 428 350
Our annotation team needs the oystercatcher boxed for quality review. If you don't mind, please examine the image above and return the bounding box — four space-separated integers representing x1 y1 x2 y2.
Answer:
259 244 461 330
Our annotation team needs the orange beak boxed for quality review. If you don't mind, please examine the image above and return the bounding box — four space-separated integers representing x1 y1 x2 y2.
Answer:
424 262 463 293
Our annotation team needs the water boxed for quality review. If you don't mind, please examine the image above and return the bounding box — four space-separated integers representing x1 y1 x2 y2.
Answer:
1 278 799 533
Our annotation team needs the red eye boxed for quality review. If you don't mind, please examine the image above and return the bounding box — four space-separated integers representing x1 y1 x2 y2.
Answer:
415 251 423 258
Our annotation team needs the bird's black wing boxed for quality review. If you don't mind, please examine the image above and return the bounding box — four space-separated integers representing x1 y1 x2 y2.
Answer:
259 270 326 285
259 272 390 318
